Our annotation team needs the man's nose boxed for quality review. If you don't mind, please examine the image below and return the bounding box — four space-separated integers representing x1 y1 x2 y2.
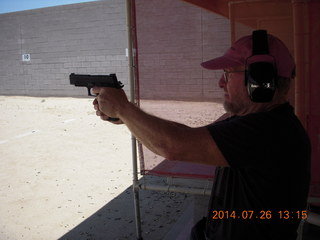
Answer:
219 74 226 88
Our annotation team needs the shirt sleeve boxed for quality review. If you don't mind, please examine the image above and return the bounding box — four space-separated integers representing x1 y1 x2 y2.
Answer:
207 114 274 168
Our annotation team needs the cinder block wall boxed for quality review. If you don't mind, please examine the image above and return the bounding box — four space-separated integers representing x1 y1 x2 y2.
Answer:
0 0 128 96
136 0 230 101
0 0 230 100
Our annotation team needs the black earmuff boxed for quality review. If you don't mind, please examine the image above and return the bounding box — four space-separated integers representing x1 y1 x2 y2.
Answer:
245 30 277 103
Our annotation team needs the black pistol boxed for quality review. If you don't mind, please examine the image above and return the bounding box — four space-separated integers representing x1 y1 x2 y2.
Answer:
69 73 123 96
69 73 124 121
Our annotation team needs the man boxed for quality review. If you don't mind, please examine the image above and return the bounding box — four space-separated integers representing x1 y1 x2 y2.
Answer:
92 30 310 240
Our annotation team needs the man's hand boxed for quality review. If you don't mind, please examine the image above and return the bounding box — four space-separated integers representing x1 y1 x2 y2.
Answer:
92 87 128 124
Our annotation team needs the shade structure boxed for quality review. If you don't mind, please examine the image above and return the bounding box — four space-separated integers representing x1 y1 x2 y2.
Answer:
127 1 320 239
133 0 227 180
131 0 320 198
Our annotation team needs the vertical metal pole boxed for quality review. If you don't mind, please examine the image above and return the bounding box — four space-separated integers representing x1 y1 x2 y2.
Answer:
126 0 143 239
292 0 308 128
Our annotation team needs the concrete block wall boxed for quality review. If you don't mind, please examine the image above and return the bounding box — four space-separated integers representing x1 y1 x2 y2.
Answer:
0 0 230 100
0 0 128 96
136 0 230 101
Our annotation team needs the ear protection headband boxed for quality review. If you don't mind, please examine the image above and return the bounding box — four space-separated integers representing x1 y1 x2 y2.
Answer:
245 30 277 102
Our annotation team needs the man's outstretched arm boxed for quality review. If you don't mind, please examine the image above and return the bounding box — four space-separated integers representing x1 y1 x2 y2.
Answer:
92 87 229 167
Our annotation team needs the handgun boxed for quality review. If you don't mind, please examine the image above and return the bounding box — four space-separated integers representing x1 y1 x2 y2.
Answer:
69 73 123 96
69 73 124 121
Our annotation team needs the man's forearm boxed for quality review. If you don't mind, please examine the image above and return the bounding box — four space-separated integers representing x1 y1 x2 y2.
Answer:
117 102 228 166
92 87 228 166
118 102 189 159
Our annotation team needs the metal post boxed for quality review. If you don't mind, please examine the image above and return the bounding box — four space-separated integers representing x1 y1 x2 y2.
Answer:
132 136 142 240
292 0 308 127
126 0 143 239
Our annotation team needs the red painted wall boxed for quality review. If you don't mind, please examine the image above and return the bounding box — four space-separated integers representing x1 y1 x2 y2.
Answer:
135 0 230 101
307 0 320 198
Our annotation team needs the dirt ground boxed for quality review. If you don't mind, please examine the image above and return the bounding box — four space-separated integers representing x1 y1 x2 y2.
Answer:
0 96 224 240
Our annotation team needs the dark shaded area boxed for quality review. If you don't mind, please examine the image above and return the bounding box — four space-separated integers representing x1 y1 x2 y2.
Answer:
302 205 320 240
58 176 192 240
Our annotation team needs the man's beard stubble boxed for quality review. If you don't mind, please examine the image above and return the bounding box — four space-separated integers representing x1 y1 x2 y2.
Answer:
223 99 251 116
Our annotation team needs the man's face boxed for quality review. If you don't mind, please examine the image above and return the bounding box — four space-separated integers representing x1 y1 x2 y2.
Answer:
219 66 253 115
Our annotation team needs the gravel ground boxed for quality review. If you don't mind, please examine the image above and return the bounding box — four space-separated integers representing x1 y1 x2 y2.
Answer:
0 96 224 240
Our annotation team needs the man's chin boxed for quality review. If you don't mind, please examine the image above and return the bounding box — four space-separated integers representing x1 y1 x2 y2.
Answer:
223 101 238 115
223 101 232 112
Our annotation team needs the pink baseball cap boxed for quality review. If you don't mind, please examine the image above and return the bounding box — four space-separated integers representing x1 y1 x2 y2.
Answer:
201 33 296 79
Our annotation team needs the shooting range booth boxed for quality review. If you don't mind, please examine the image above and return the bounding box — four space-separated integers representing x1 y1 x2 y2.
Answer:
124 0 320 239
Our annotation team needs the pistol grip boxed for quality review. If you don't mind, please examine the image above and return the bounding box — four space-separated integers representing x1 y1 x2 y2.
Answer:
94 93 120 122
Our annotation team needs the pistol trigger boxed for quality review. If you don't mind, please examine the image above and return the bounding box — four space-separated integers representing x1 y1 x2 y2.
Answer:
87 87 95 96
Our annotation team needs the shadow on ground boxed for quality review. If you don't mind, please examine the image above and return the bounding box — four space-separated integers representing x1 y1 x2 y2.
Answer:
58 176 192 240
57 174 320 240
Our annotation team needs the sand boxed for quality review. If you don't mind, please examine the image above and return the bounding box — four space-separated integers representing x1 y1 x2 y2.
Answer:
0 96 224 240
